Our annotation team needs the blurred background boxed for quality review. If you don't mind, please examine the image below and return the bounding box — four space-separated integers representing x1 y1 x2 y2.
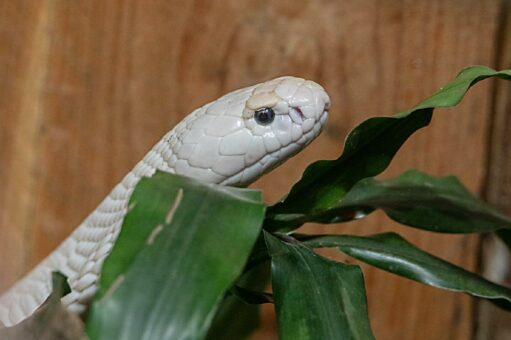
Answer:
0 1 510 339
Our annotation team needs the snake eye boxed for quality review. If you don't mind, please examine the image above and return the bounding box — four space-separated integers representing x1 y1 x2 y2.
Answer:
254 107 275 125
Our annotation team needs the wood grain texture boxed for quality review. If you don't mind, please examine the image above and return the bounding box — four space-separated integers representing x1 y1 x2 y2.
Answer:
0 1 505 339
477 1 511 339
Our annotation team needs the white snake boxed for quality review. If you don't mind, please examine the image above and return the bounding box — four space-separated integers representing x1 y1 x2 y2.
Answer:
0 76 330 327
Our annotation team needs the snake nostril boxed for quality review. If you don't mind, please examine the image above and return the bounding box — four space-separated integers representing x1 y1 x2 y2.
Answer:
289 107 304 124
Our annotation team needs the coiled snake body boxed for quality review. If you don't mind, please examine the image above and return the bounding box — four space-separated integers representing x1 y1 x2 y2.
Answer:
0 77 330 326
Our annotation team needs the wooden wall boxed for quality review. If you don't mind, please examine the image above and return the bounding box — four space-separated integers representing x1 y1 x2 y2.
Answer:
0 1 509 339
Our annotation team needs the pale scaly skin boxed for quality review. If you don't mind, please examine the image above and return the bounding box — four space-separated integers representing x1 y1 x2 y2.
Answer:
0 77 330 327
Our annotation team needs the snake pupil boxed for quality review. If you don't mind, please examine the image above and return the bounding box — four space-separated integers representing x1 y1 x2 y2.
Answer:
254 107 275 125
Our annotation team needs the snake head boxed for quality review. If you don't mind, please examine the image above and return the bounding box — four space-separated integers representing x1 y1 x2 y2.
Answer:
166 76 330 187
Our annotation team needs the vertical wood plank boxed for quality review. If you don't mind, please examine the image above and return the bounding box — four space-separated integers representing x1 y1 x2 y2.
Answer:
477 1 511 339
0 1 503 338
0 0 55 289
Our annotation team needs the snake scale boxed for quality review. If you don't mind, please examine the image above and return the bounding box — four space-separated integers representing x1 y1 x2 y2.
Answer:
0 76 330 327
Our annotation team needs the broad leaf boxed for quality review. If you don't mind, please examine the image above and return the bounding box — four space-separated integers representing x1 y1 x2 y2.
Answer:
266 232 375 340
0 272 84 340
86 171 265 340
267 66 511 231
273 170 511 233
301 232 511 309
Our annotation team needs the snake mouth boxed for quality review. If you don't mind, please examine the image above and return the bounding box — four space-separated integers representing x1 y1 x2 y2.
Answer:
319 109 328 124
307 105 329 135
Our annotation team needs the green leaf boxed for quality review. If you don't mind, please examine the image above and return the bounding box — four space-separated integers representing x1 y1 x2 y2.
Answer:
277 170 511 233
205 234 273 340
205 295 260 340
86 171 265 340
265 232 375 340
0 272 85 340
301 232 511 309
267 66 511 230
206 262 271 340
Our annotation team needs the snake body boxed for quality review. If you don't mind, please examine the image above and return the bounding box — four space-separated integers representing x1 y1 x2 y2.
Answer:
0 77 330 326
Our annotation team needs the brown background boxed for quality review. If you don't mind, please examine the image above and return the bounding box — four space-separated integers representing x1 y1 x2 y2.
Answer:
0 1 510 339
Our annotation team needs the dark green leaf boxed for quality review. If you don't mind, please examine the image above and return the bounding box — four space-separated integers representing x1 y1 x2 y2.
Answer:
267 66 511 230
86 171 265 340
0 272 84 340
205 295 260 340
266 232 375 340
280 170 511 233
205 234 272 340
206 262 271 340
301 232 511 309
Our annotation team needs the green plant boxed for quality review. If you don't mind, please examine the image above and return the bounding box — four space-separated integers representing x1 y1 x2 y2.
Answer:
3 66 511 340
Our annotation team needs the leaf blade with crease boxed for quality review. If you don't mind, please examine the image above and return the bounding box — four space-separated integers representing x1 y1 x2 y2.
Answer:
289 169 511 233
266 66 511 230
86 171 265 340
301 232 511 309
266 232 375 340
